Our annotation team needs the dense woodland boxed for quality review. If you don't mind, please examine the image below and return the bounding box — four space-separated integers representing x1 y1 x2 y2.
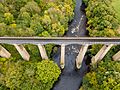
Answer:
0 0 75 90
0 0 75 37
81 0 120 90
0 0 120 90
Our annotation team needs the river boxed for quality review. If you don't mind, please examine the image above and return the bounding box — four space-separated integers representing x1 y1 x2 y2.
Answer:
52 0 88 90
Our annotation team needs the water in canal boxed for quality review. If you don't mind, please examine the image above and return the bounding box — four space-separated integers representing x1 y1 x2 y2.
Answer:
52 0 89 90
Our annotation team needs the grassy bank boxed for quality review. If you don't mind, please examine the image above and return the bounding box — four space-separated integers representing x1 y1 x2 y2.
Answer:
112 0 120 24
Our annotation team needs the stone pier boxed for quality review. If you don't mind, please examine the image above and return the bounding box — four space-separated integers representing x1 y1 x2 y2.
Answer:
60 44 65 69
113 50 120 61
38 44 48 60
92 44 113 64
14 44 30 61
0 45 11 58
76 44 89 69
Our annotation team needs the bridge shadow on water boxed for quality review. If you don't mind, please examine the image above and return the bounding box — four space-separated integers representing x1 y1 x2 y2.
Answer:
52 0 89 90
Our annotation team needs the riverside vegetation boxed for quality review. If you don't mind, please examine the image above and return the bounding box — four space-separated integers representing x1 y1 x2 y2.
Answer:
0 0 75 90
80 0 120 90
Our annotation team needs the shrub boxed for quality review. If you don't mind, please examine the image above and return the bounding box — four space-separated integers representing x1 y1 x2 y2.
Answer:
81 0 120 90
83 0 120 59
84 0 119 37
0 59 61 90
0 0 75 58
81 60 120 90
0 0 75 36
36 60 61 90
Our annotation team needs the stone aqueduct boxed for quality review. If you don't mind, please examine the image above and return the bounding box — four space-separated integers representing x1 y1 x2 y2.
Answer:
0 37 120 69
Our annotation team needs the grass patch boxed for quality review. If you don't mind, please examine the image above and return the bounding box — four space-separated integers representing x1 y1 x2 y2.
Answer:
112 0 120 24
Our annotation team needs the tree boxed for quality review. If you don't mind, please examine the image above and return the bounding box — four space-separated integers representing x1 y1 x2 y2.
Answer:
0 59 61 90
